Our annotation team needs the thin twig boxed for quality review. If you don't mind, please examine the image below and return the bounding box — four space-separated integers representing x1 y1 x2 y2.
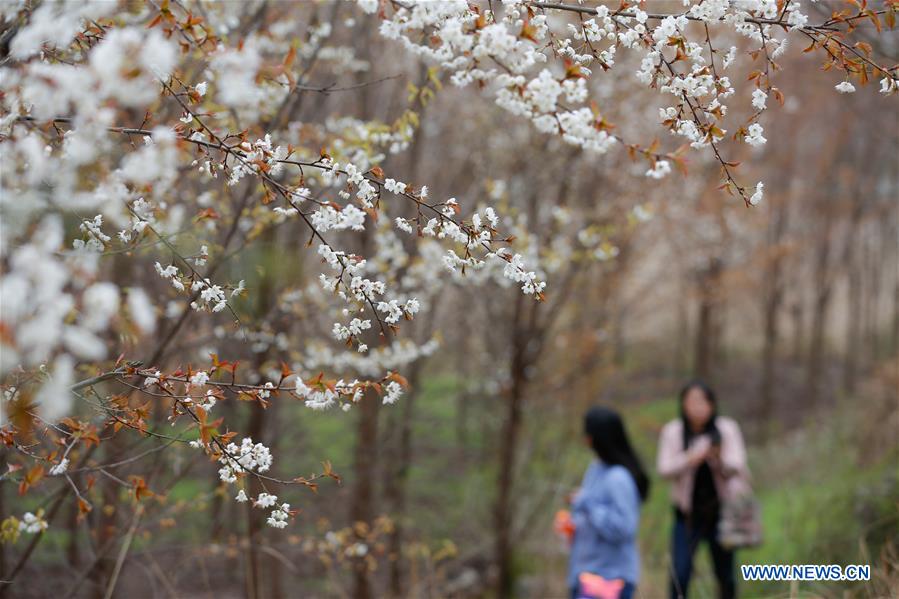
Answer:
102 506 144 599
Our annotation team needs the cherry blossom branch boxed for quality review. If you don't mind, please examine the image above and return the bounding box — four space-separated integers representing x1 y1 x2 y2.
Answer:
109 376 336 490
12 115 543 298
528 1 891 31
291 74 405 94
528 1 898 82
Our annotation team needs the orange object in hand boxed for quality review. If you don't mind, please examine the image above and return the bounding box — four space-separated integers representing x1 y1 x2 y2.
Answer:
554 509 575 542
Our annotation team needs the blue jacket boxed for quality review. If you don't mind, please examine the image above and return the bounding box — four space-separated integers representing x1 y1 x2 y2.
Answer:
568 461 641 588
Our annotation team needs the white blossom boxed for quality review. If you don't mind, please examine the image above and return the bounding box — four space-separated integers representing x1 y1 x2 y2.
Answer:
383 381 404 405
254 492 278 509
48 458 69 476
645 160 671 180
18 512 48 534
745 123 767 147
750 182 764 206
752 89 767 111
189 371 210 387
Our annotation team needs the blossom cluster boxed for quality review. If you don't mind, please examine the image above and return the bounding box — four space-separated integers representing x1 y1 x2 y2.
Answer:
217 437 274 484
365 0 898 204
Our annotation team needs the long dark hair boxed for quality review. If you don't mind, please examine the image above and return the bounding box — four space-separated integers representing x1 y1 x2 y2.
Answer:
584 407 650 502
678 379 720 449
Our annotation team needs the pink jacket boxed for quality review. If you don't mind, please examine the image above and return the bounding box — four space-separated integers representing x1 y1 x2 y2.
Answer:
656 416 750 514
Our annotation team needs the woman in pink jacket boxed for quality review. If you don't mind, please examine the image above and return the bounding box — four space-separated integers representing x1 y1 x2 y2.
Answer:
657 380 748 599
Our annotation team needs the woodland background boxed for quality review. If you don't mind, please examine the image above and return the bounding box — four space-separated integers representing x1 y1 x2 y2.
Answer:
1 1 898 598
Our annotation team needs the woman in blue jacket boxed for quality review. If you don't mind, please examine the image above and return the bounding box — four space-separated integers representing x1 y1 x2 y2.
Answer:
569 407 650 599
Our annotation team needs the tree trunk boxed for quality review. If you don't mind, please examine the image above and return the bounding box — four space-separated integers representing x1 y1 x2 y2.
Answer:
675 278 691 376
806 234 833 403
244 228 278 599
893 272 899 357
695 294 713 380
864 228 884 361
694 259 722 381
66 495 80 570
244 406 266 599
843 249 862 395
350 387 381 599
209 397 238 543
842 197 865 395
713 290 727 370
791 301 805 364
760 207 787 435
494 294 531 599
385 359 425 597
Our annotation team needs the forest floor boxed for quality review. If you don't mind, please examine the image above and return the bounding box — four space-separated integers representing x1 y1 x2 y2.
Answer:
15 370 896 599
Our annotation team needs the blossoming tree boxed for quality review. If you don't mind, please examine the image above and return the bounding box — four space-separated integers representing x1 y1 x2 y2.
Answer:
0 0 895 596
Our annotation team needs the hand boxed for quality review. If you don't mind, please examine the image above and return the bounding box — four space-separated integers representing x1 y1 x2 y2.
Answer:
566 487 580 506
687 449 708 468
687 436 712 467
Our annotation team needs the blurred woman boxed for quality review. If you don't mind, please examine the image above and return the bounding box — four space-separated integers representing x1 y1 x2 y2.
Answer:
568 407 650 599
657 380 748 599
